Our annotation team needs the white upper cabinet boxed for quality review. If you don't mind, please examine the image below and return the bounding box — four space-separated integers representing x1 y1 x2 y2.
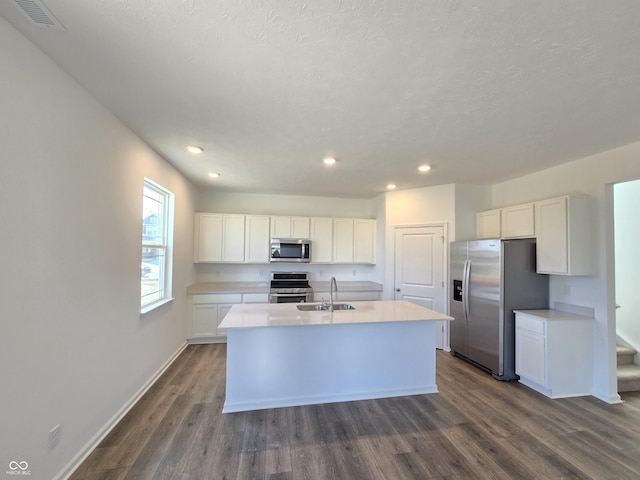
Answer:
535 196 591 275
244 215 271 263
476 209 501 239
270 216 310 239
333 218 354 263
221 215 245 262
194 213 245 263
353 219 376 264
195 212 375 264
501 203 535 238
194 213 223 262
291 217 311 238
333 218 376 264
310 217 333 263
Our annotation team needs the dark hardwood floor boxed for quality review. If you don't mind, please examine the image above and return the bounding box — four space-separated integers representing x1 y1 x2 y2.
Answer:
70 344 640 480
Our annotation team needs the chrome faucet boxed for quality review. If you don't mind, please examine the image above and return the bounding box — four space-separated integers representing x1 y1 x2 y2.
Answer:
329 276 338 312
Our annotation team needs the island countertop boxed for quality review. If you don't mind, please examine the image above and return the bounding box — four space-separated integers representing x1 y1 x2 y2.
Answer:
219 300 453 329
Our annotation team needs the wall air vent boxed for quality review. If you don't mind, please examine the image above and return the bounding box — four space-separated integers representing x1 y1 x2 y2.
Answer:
13 0 65 30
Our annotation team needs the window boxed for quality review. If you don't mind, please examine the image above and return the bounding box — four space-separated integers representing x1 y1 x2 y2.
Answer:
141 178 174 312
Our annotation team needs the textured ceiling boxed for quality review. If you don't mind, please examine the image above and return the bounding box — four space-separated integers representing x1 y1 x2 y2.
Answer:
2 1 640 198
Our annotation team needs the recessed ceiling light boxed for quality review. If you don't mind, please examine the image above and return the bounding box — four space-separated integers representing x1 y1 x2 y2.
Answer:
208 172 220 178
387 184 397 190
323 157 336 166
186 145 204 154
418 164 431 172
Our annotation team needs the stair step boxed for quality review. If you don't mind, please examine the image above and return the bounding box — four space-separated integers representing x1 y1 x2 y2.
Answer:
616 345 636 365
618 364 640 393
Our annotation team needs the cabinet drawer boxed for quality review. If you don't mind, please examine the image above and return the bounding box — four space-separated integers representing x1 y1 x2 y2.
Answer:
516 315 545 335
243 293 269 303
192 294 242 304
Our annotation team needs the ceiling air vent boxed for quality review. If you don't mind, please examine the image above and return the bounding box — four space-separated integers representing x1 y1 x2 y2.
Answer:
13 0 65 30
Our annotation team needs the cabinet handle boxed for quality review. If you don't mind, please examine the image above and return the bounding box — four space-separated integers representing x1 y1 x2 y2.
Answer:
395 288 401 292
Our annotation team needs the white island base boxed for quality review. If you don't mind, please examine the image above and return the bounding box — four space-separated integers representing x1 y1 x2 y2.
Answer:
221 301 449 413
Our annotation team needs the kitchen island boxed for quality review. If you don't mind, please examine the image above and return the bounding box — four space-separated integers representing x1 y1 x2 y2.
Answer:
219 300 453 413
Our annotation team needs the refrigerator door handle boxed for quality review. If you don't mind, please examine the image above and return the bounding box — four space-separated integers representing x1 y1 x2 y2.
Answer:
463 259 471 321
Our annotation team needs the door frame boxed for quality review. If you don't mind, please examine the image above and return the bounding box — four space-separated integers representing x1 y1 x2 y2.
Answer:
393 223 450 350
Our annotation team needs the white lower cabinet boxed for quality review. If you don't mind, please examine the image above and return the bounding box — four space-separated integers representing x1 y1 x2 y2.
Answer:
515 310 593 398
189 292 270 343
189 294 242 343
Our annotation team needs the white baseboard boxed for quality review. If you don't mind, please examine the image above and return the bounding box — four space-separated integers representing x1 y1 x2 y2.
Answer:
592 388 623 405
55 342 188 480
222 385 439 413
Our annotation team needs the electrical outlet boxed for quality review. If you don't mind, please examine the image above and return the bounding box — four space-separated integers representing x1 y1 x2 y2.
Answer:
49 424 61 450
565 285 572 296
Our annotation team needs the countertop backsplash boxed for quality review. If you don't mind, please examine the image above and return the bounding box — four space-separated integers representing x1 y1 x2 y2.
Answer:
194 262 379 284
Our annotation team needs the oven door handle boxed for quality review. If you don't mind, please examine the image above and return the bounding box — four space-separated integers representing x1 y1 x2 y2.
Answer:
269 292 313 303
271 293 310 297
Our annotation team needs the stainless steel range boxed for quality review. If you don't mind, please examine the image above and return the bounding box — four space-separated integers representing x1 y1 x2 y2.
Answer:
269 272 314 303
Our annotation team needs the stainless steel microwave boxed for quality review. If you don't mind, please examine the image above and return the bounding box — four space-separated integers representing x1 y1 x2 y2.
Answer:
270 238 311 263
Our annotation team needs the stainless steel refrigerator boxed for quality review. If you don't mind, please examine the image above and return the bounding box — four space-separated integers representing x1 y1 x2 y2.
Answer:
449 238 549 380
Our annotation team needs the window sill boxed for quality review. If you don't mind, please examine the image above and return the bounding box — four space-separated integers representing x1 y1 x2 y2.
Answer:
141 297 174 315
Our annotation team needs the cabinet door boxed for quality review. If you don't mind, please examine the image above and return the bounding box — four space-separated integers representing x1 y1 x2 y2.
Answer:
216 304 233 337
501 204 535 238
333 218 354 263
222 215 245 262
535 198 568 274
270 217 291 238
191 304 218 338
194 213 222 262
245 215 271 263
310 217 333 263
516 329 546 386
476 210 501 239
291 217 310 238
353 219 376 264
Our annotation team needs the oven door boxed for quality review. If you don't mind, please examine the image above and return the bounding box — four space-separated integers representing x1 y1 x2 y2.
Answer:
269 292 312 303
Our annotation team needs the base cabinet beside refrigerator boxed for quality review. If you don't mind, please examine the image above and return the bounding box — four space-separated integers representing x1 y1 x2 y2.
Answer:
515 310 593 398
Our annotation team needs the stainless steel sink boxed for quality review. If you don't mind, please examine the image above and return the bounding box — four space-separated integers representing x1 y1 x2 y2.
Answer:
296 303 356 311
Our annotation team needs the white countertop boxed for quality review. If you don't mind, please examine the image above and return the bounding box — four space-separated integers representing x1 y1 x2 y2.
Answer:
219 300 453 329
515 309 595 321
187 282 270 294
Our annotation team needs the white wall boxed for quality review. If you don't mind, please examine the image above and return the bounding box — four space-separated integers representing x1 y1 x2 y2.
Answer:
491 141 640 403
383 184 457 300
454 184 493 241
198 191 375 217
0 18 197 480
614 179 640 354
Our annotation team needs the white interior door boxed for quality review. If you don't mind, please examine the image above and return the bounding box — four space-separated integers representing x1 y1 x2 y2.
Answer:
394 226 446 349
